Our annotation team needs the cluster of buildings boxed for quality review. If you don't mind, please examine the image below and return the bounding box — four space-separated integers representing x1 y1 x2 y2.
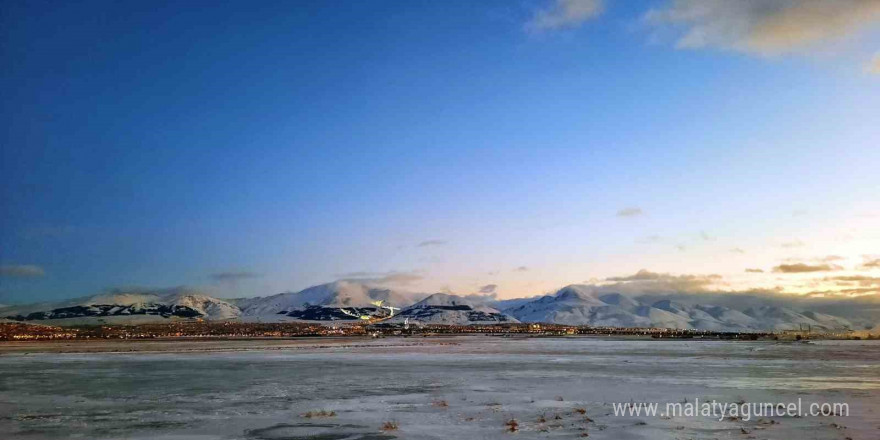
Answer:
0 323 78 340
365 322 776 339
2 321 871 341
0 321 365 340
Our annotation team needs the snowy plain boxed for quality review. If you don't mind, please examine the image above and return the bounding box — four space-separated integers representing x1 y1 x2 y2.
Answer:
1 336 878 439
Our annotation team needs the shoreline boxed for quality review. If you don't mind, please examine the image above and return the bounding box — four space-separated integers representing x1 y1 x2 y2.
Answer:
0 333 849 355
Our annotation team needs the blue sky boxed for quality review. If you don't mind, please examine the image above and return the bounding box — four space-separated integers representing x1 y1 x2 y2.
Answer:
2 0 880 303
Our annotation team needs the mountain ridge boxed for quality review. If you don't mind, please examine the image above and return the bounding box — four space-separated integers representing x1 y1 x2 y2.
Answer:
1 282 875 331
388 293 518 325
502 284 864 331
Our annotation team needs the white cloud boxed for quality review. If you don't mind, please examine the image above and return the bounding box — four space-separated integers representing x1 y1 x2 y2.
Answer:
867 53 880 74
825 275 880 287
645 0 880 56
526 0 604 32
605 269 722 293
772 263 842 273
417 239 447 248
616 207 643 217
637 234 662 244
816 255 845 263
338 270 424 286
861 257 880 270
0 265 45 278
479 284 498 294
780 239 805 248
210 271 261 282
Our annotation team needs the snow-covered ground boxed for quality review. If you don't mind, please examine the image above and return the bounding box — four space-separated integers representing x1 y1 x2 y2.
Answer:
1 336 877 439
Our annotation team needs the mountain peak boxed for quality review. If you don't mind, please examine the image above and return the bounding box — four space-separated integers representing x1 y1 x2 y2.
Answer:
412 292 475 308
393 293 517 325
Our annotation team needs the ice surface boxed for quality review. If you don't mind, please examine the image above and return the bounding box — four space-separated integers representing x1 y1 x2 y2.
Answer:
1 337 878 439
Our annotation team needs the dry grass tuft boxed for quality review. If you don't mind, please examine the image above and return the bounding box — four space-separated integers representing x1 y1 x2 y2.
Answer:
505 418 519 432
302 410 336 418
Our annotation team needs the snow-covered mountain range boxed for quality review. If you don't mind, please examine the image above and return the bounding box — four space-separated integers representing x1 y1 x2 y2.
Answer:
0 289 241 324
1 282 875 331
501 285 863 331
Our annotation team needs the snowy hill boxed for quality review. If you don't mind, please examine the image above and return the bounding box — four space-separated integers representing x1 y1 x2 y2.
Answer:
168 292 241 320
1 289 240 323
489 296 539 311
389 293 518 325
0 281 420 325
234 281 419 320
741 306 854 331
504 285 608 325
503 285 857 332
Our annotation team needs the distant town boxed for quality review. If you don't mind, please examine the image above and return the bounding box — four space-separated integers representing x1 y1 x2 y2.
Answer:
1 320 872 342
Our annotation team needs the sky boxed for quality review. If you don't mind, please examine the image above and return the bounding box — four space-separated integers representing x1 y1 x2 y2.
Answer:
2 0 880 304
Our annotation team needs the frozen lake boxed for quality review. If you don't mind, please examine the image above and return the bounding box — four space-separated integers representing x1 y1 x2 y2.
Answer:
1 336 878 439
